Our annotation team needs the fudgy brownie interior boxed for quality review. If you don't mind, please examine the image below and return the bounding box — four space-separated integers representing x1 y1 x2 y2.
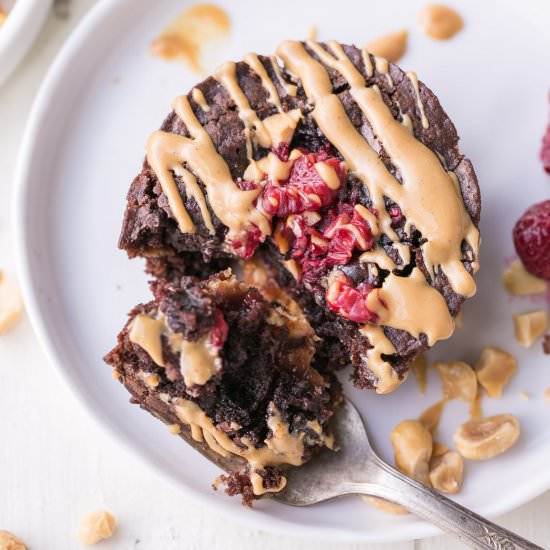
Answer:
105 270 340 505
117 40 481 394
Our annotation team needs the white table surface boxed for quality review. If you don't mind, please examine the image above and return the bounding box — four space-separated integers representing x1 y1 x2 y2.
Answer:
1 1 549 548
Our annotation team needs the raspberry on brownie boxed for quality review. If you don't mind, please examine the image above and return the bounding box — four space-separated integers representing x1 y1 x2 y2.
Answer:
117 40 481 395
104 270 339 504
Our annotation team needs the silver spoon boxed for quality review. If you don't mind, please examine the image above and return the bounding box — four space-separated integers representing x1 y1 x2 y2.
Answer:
275 398 543 550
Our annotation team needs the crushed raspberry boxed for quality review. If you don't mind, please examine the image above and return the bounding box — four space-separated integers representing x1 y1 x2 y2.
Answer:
229 225 263 260
283 204 375 283
388 206 404 228
513 199 550 281
325 273 376 323
272 142 290 162
262 152 346 217
210 309 229 348
235 179 258 191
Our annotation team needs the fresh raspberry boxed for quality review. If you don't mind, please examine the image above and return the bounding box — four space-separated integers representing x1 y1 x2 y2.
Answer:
262 152 346 217
513 199 550 280
325 273 376 323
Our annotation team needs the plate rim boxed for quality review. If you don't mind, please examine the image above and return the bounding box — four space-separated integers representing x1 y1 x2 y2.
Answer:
0 0 53 87
12 0 550 543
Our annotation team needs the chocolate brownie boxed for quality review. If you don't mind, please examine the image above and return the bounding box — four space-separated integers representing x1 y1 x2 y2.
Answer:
104 270 340 504
118 40 481 394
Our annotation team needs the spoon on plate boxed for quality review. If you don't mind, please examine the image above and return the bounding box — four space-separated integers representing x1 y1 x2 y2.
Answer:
275 398 542 550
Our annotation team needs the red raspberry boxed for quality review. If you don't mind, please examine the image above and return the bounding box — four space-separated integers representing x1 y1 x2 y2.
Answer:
210 309 229 348
513 199 550 280
262 152 345 217
325 273 376 323
228 225 263 259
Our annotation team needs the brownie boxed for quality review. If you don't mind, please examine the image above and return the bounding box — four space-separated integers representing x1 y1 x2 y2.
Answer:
117 40 480 393
104 270 340 504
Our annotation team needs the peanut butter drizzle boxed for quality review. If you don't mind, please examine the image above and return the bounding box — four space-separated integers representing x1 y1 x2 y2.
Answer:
358 323 404 393
174 400 320 495
361 48 374 78
215 60 303 181
215 61 273 149
278 40 478 295
150 4 230 73
147 39 479 393
407 72 429 129
366 269 454 346
419 4 464 41
191 87 210 112
179 335 221 387
374 56 393 87
366 29 408 63
128 312 221 387
270 56 297 97
244 53 284 112
128 314 165 366
147 95 271 242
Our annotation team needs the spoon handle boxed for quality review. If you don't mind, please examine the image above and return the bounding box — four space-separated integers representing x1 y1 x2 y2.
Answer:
349 458 543 550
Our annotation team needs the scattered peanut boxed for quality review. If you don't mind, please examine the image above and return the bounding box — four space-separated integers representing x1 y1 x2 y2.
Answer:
363 496 409 515
475 347 517 398
366 29 408 63
77 510 116 545
432 441 449 457
502 260 547 296
436 361 477 402
419 400 446 434
453 414 520 461
469 390 483 419
410 354 428 394
0 271 24 334
429 451 464 494
390 419 433 486
513 310 548 348
0 530 27 550
519 391 529 400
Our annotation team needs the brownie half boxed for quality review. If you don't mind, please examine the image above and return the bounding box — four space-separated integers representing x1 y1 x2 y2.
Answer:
104 270 340 505
117 40 481 394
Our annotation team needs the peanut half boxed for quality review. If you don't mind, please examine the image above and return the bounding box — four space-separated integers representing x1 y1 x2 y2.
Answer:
475 347 517 398
390 419 433 486
502 260 547 296
0 530 27 550
429 451 464 494
513 310 548 348
436 361 477 402
77 510 117 545
453 414 520 461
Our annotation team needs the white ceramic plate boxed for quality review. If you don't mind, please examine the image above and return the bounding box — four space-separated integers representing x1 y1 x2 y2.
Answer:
0 0 53 87
14 0 550 543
